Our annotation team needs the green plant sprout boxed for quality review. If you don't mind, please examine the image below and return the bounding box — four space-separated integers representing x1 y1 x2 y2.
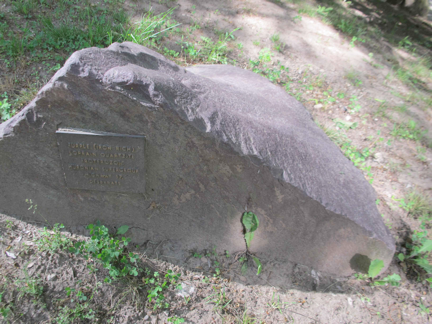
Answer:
355 259 401 287
242 212 259 249
241 212 262 275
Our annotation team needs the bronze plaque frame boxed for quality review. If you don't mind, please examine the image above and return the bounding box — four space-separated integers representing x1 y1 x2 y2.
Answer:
56 128 145 193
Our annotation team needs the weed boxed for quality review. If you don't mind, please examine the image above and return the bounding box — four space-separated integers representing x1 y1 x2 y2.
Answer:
374 100 390 118
345 71 362 87
419 301 430 315
55 287 96 324
179 40 200 60
416 146 427 162
168 317 185 324
188 28 238 64
258 48 272 63
205 287 232 316
293 15 302 22
341 142 373 183
400 190 432 217
240 212 262 275
240 310 258 323
163 47 179 58
0 93 16 122
200 36 228 64
35 223 72 253
408 57 432 83
242 212 259 249
267 292 293 314
5 220 13 229
334 118 358 130
316 5 333 17
143 269 180 310
398 36 413 51
298 4 318 17
15 270 43 300
348 95 362 113
249 57 289 85
358 294 371 304
70 222 139 282
270 34 280 43
318 123 348 146
0 291 12 321
349 36 365 48
354 259 401 287
398 209 432 277
125 8 180 47
253 40 260 46
391 120 425 141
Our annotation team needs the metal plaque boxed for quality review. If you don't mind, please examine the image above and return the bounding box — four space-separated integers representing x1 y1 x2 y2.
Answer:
56 128 145 193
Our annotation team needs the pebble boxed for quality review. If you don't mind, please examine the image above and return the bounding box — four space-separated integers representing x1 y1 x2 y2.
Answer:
5 251 16 259
47 274 57 281
314 104 323 109
176 283 196 298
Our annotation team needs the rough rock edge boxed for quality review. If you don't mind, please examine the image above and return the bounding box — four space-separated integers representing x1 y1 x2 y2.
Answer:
0 42 395 257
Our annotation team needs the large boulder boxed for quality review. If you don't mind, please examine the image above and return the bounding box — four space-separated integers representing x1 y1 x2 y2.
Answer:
0 42 395 276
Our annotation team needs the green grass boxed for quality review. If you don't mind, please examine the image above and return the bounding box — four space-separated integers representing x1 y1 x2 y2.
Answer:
319 123 348 146
0 0 133 121
178 28 238 64
123 7 180 48
270 33 280 43
0 1 186 122
403 190 432 218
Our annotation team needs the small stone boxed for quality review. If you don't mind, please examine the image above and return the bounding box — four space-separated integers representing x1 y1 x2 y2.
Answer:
374 152 385 164
345 116 352 121
47 274 57 281
347 297 353 307
314 104 323 109
5 251 16 259
27 261 36 268
176 283 196 298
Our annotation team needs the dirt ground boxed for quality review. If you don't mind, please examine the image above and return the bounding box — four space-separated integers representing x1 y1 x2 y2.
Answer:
1 0 432 323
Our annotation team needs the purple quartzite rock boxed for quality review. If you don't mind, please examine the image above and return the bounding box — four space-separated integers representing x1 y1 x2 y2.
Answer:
0 42 394 276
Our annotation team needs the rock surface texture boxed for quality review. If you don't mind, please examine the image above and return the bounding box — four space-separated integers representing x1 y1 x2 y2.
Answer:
0 42 394 276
